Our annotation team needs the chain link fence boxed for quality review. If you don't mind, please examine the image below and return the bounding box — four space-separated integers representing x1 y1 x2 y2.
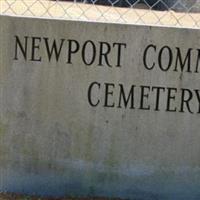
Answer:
1 0 200 28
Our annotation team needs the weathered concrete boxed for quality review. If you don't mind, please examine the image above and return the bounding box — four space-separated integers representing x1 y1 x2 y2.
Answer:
1 15 200 200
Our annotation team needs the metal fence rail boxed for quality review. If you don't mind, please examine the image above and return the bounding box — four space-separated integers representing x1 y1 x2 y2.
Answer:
1 0 200 28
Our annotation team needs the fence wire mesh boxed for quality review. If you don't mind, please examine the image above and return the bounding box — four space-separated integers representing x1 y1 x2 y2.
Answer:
1 0 200 28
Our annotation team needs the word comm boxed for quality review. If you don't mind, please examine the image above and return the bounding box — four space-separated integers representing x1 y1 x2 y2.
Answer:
143 44 200 73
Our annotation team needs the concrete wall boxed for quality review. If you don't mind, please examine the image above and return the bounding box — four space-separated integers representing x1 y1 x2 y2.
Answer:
1 15 200 200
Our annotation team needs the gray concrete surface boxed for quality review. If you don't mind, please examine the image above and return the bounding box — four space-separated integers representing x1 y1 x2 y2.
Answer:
0 15 200 199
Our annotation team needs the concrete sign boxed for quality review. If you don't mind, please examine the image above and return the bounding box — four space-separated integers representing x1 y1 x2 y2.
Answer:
0 16 200 200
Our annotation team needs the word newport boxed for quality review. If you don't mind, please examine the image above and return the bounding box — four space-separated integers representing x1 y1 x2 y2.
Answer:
14 36 126 67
